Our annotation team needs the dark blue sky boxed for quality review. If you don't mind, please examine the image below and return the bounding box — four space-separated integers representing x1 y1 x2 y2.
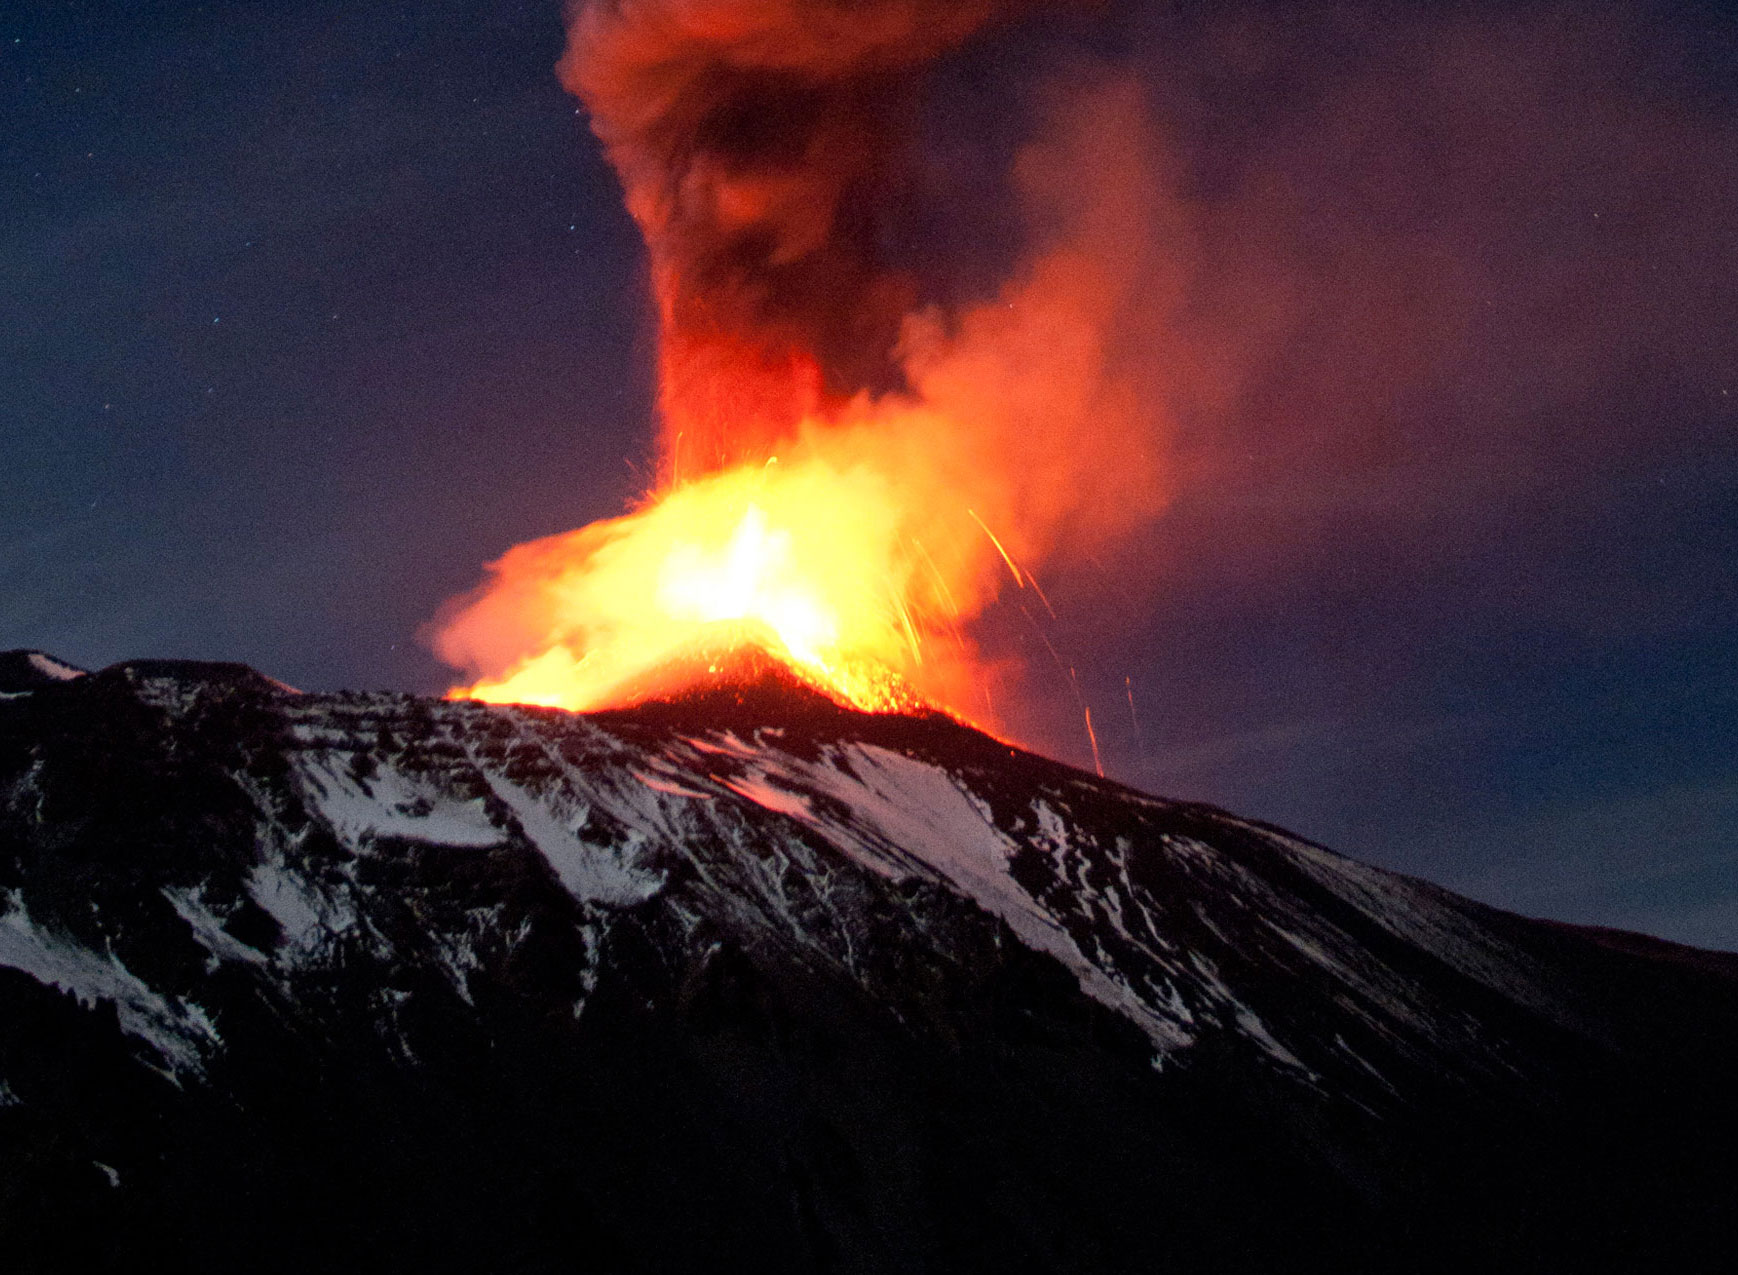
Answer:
5 0 1736 949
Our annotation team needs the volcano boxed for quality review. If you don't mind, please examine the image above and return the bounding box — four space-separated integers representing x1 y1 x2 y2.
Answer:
1 651 1733 1273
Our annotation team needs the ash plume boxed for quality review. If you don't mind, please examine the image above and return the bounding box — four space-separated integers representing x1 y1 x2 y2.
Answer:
434 0 1176 717
438 0 1738 757
558 0 1040 468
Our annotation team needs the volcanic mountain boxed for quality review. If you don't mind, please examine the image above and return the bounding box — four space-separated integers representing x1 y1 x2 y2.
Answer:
1 651 1733 1273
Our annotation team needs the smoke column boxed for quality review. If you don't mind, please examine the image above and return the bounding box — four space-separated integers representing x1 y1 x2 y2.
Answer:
559 0 1029 471
434 0 1174 718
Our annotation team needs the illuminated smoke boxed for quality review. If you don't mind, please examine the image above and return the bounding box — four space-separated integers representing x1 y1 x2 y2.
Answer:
434 0 1738 771
434 1 1174 719
557 0 1033 467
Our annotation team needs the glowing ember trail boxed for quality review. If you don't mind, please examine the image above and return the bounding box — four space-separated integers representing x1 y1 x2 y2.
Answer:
433 1 1170 725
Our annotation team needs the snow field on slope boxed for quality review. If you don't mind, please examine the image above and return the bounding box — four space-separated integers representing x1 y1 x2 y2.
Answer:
0 892 219 1076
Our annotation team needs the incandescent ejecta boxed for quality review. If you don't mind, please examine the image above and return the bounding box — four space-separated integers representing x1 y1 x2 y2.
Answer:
433 0 1175 722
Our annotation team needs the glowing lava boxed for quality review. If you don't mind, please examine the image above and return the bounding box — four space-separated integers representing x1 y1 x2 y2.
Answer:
435 232 1168 721
437 416 997 716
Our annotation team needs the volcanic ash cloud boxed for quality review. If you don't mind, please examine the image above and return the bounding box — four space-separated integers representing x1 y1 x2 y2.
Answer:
434 0 1175 719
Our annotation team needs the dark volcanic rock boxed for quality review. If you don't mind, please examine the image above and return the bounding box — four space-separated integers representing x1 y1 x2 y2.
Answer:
0 652 1733 1273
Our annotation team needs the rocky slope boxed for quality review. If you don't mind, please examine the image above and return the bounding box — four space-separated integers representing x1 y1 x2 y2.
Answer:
1 652 1734 1272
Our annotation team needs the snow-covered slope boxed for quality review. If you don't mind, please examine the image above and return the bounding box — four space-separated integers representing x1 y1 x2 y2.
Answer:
0 650 85 694
1 654 1734 1274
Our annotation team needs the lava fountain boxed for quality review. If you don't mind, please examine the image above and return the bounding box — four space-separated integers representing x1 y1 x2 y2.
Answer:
433 0 1173 723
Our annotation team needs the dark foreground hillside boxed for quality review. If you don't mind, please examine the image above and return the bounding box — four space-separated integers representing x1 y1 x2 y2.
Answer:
2 653 1734 1273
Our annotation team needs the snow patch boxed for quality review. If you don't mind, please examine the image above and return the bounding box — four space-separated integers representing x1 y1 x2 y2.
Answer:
0 893 217 1076
28 653 84 681
247 861 353 957
1231 1004 1311 1074
631 770 714 800
717 774 817 822
481 770 665 907
713 740 1196 1055
295 754 505 849
164 888 268 967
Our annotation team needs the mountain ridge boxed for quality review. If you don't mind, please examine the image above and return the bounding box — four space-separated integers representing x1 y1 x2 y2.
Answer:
1 651 1733 1272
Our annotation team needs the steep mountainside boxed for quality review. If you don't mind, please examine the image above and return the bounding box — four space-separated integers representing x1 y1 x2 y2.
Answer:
2 654 1734 1273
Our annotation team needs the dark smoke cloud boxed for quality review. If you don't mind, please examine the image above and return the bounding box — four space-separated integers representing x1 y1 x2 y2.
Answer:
559 0 1042 464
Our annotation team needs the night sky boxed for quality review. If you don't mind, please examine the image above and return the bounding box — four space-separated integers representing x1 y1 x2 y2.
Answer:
6 0 1737 949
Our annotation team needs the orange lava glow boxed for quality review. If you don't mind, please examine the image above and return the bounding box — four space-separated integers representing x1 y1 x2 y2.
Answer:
433 59 1170 724
436 390 1012 716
